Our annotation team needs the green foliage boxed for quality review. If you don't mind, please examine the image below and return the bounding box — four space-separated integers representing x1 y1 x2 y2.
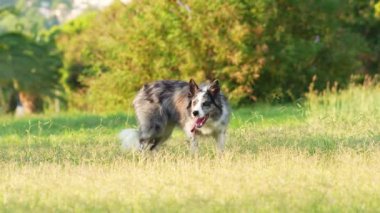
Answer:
254 0 370 101
346 1 380 76
0 2 66 113
0 0 72 36
0 32 62 97
47 12 100 110
55 0 380 111
49 11 97 89
57 1 271 111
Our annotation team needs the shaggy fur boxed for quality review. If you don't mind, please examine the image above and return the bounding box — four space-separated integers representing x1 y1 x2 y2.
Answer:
120 79 230 152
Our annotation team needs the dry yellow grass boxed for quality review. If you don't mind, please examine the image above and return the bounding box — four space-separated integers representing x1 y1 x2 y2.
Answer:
1 149 380 212
1 84 380 212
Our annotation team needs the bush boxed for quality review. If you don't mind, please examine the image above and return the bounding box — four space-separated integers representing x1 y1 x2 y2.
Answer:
253 0 370 102
56 0 375 111
0 32 62 113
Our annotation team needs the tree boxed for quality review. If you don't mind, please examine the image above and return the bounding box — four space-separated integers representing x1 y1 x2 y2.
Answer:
0 0 73 36
0 32 62 114
253 0 368 101
55 0 270 110
55 0 374 110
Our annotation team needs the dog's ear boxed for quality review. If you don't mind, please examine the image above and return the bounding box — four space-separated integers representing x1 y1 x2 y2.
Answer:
209 79 220 96
189 79 199 97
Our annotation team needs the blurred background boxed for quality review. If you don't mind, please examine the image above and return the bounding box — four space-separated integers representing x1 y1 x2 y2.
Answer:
1 0 380 115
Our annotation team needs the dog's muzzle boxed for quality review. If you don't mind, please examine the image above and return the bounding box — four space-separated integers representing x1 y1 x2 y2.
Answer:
191 114 209 133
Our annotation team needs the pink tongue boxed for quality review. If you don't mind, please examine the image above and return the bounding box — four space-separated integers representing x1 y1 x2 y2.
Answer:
191 116 208 133
196 117 205 126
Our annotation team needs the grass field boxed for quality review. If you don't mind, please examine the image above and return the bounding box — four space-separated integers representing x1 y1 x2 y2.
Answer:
1 85 380 212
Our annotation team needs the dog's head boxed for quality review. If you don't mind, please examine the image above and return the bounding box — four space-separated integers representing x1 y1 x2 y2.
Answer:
188 79 222 129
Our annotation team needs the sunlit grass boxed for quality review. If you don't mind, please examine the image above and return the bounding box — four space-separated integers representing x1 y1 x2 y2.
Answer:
1 84 380 211
1 150 380 212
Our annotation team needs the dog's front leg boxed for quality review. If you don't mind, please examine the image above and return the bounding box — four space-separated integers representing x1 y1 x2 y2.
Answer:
189 136 198 153
215 130 226 153
184 124 198 153
186 132 198 153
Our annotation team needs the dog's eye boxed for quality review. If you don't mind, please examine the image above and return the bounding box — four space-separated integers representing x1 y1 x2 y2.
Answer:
202 102 211 107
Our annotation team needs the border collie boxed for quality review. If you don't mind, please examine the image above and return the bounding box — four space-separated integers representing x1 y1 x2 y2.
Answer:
119 79 230 152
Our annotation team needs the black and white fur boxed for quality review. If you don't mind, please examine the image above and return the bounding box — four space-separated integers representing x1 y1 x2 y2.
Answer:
119 79 230 152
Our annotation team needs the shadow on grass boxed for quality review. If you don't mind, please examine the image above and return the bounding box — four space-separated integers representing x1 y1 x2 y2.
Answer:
0 113 137 137
0 104 304 137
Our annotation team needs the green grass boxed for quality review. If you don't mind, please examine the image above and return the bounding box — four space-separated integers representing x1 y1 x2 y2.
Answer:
1 85 380 212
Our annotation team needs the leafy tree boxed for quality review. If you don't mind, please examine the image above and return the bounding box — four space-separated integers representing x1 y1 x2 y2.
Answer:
56 0 270 110
0 32 62 113
55 0 377 111
0 0 72 36
344 1 380 76
0 1 65 114
47 11 97 110
254 0 368 101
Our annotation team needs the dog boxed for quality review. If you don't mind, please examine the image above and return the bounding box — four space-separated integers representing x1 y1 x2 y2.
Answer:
119 79 230 152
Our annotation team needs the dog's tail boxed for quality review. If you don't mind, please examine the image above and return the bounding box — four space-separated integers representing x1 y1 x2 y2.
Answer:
119 129 140 151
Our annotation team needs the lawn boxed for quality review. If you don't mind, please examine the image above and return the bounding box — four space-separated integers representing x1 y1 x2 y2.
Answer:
0 85 380 212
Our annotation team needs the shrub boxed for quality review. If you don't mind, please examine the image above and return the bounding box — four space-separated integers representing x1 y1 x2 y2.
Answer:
56 0 374 111
0 32 62 113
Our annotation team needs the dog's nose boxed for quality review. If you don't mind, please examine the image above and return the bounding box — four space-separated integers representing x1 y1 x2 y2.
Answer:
192 111 199 117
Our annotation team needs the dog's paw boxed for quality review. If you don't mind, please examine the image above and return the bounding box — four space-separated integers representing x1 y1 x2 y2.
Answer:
119 129 140 151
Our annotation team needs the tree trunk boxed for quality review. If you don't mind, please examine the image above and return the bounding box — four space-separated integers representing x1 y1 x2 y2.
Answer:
18 92 43 114
7 91 18 113
0 86 5 113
